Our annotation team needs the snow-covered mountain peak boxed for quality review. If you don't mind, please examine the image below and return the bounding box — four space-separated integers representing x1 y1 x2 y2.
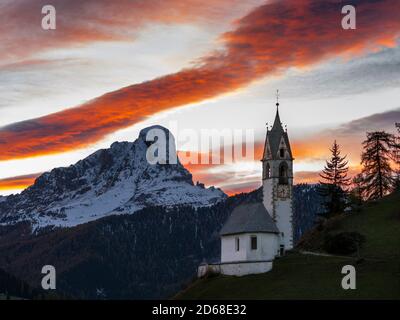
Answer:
0 126 226 229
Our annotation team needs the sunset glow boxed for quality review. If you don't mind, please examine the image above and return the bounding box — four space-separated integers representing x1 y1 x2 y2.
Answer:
1 0 399 195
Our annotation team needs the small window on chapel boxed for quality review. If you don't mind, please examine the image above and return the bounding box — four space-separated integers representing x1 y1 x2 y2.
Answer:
251 236 257 250
235 238 240 251
280 148 285 158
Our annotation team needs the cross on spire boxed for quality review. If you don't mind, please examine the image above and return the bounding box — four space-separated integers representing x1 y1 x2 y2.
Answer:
276 89 280 107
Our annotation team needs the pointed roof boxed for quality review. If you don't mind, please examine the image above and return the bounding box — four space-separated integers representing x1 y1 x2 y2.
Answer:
262 103 293 160
271 105 284 133
220 203 279 236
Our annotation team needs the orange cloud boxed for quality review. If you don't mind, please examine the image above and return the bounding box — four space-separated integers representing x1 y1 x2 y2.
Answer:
294 171 322 184
222 182 261 196
254 136 359 164
1 0 255 66
295 165 362 185
0 173 41 191
1 0 400 162
2 107 397 195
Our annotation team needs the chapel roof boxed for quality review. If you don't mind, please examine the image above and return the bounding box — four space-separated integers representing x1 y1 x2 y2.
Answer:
220 202 279 236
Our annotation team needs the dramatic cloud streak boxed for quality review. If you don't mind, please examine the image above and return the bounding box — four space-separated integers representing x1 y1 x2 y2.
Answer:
1 0 258 66
0 173 41 191
2 108 398 194
1 0 399 161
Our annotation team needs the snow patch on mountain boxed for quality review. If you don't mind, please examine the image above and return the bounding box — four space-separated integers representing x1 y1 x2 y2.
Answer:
0 126 226 229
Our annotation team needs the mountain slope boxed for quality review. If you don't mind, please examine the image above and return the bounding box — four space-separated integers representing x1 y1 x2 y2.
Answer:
0 126 225 229
0 185 321 299
176 192 400 300
0 193 252 299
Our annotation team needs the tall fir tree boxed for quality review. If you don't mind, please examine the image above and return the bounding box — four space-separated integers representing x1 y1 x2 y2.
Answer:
318 140 350 216
361 131 395 200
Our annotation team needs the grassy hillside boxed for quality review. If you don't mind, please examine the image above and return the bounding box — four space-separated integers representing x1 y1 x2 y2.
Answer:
175 192 400 300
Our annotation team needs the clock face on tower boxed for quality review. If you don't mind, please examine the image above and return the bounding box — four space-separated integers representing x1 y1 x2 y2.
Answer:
277 185 290 199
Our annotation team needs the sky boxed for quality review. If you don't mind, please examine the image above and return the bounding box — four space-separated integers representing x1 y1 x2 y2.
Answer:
0 0 399 195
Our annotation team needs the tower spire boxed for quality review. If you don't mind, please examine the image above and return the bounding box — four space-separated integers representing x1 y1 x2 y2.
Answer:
272 90 283 132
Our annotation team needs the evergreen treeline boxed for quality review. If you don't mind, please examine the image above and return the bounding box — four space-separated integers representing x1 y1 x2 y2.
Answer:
0 267 47 300
318 124 400 217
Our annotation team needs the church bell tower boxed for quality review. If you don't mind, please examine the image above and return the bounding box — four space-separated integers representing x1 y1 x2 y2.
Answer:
262 91 294 250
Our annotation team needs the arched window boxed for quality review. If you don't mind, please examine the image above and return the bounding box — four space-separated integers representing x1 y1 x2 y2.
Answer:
279 162 288 185
280 148 285 158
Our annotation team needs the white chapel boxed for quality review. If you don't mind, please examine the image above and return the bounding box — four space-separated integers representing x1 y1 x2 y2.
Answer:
198 98 294 277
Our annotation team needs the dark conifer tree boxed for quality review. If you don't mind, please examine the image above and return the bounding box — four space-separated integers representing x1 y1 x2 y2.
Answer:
361 131 395 200
318 140 350 216
349 173 364 210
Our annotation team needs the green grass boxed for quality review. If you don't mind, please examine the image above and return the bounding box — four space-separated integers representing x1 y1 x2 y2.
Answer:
0 293 24 300
175 192 400 300
339 194 400 259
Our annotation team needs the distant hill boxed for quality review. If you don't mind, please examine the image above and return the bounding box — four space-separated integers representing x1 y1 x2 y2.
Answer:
175 192 400 300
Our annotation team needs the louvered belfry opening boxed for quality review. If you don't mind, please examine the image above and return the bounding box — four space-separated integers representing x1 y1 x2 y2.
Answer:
279 162 288 185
